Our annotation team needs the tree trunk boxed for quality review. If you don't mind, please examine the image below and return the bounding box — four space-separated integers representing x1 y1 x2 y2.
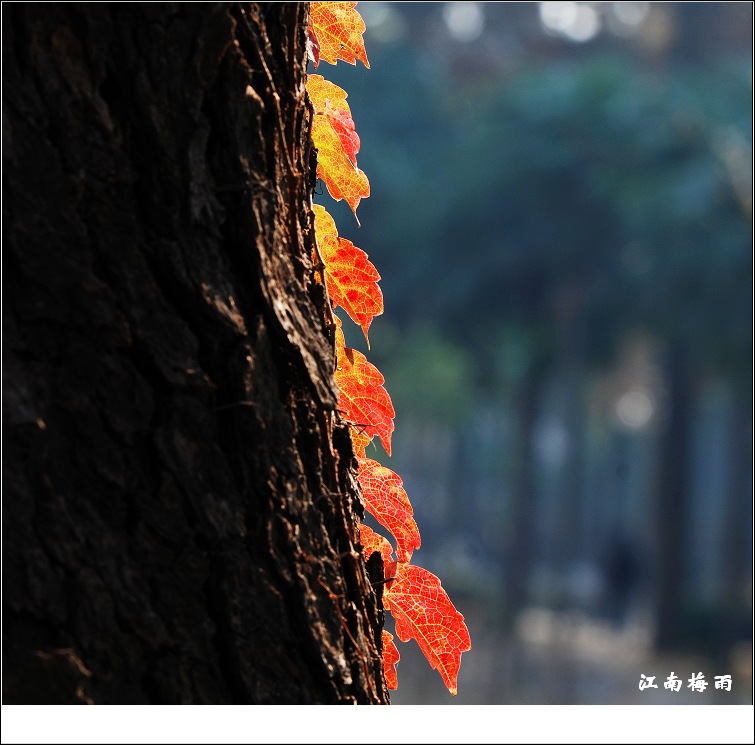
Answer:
721 391 752 610
502 354 546 628
2 2 388 704
654 345 691 652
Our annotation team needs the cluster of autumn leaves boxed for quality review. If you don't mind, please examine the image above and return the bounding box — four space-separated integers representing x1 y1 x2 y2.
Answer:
307 2 470 696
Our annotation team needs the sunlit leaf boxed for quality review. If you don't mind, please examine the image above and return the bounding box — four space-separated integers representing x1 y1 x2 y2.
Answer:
358 458 420 562
313 205 383 344
333 311 347 352
309 1 370 68
382 630 400 690
307 23 320 67
307 75 370 217
326 102 361 168
359 523 394 562
335 343 395 457
306 75 350 118
313 117 370 216
384 562 471 696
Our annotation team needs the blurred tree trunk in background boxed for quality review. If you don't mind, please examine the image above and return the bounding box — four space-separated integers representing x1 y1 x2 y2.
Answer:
654 346 692 651
722 396 752 610
2 2 387 704
552 289 588 574
502 358 547 629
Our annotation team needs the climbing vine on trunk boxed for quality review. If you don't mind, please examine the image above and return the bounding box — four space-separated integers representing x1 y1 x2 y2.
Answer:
307 1 471 696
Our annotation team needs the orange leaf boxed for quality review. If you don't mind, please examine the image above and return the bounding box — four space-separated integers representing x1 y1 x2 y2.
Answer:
313 205 383 344
326 103 361 168
306 76 368 216
384 562 471 696
309 1 370 69
333 311 347 352
358 458 420 563
306 75 351 118
311 115 370 218
350 427 372 458
335 344 394 457
331 296 372 457
382 630 400 690
359 523 393 562
332 313 371 456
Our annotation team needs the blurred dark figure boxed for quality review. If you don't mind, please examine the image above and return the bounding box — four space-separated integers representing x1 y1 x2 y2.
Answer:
602 532 643 626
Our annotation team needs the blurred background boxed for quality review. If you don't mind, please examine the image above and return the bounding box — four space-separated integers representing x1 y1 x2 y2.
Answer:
321 2 752 704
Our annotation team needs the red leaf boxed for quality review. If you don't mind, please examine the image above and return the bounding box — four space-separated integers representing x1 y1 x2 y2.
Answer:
307 24 321 67
326 102 360 168
384 562 471 696
325 238 381 341
335 343 395 457
333 311 346 352
358 523 393 562
349 425 372 459
358 458 420 563
332 315 370 455
309 2 370 68
382 630 400 690
313 205 383 345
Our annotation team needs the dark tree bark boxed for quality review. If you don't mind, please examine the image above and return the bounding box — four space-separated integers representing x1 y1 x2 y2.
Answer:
2 2 388 704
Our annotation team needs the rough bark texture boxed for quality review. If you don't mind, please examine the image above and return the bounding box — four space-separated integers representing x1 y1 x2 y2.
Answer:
2 2 388 704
